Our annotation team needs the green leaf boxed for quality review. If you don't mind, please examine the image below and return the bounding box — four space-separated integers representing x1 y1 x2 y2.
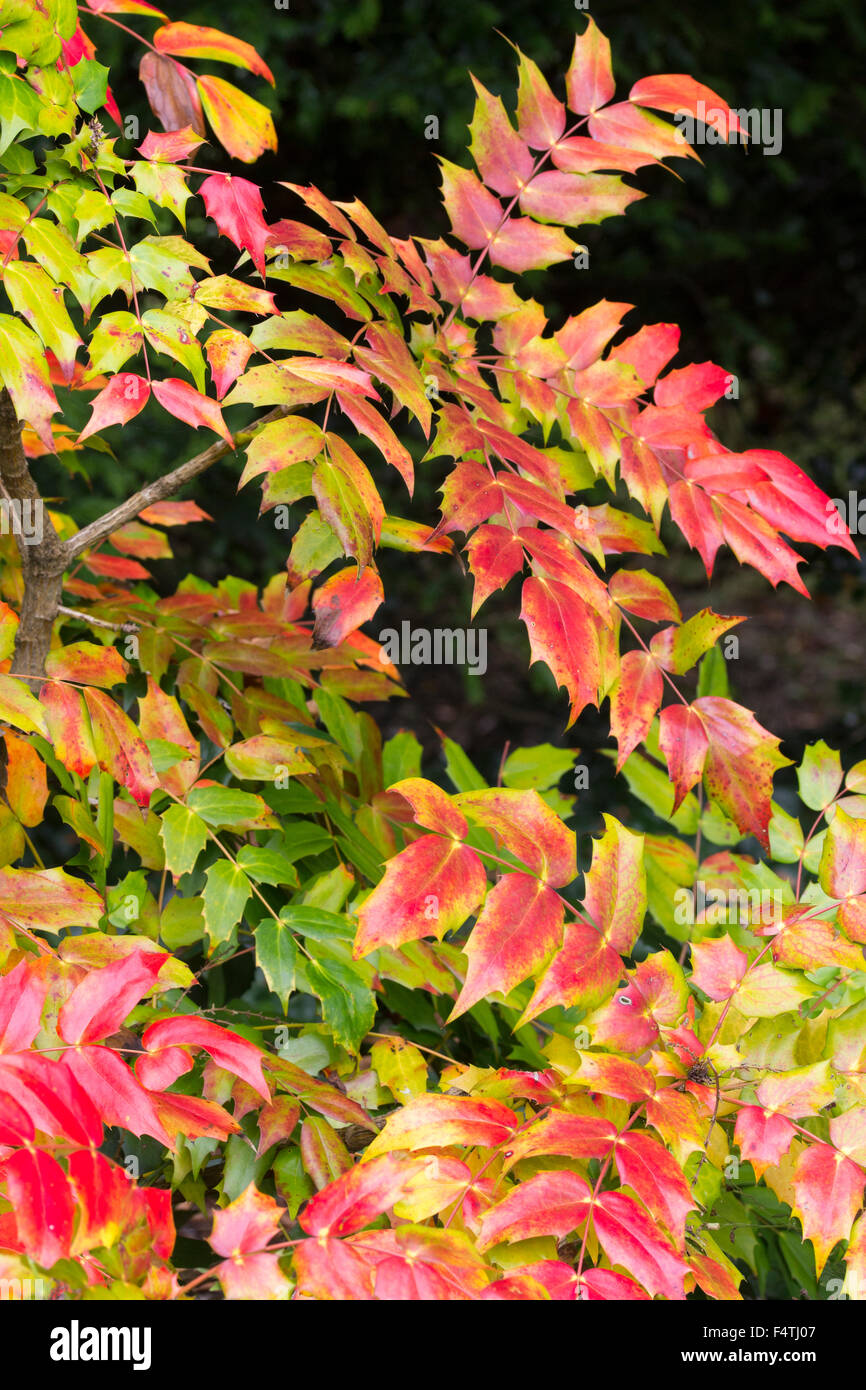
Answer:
187 785 269 828
769 801 805 864
272 1146 314 1219
159 804 209 876
279 905 353 947
614 749 700 833
70 59 109 115
236 845 300 887
441 733 487 792
255 917 298 1009
203 860 252 950
382 730 423 787
696 644 731 699
797 740 843 812
142 307 205 391
305 951 376 1053
280 821 334 861
160 895 205 950
502 743 575 791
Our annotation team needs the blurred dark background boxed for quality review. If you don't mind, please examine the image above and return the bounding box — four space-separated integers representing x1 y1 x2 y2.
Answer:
52 0 866 798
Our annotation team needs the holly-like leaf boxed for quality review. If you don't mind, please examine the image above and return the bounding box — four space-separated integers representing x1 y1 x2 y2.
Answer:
694 696 790 850
58 950 167 1045
454 787 576 886
791 1143 866 1277
502 1110 617 1171
583 814 645 953
151 378 232 446
312 566 383 649
365 1094 517 1159
0 313 61 450
689 933 749 1002
200 173 270 279
78 373 150 442
478 1170 591 1249
140 1016 270 1101
197 75 277 164
613 1131 694 1248
451 873 564 1019
566 16 615 115
520 921 621 1024
154 23 275 84
354 835 486 957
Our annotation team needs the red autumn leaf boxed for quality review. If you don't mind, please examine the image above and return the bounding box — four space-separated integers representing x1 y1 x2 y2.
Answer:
570 1052 656 1104
655 362 731 410
151 378 233 446
451 873 564 1020
0 1054 103 1147
689 1252 743 1300
589 102 697 162
205 328 254 399
299 1154 420 1237
514 48 567 149
44 641 129 689
353 834 487 957
58 949 167 1044
658 704 710 811
210 1183 283 1257
0 1091 34 1145
716 494 809 596
66 1150 135 1255
689 933 749 1002
592 1190 690 1299
61 1046 172 1146
610 650 664 770
468 76 535 196
137 126 205 161
0 959 49 1053
579 1268 651 1300
791 1143 866 1276
521 575 603 728
583 814 646 954
629 74 744 139
819 806 866 899
566 16 615 115
478 1170 591 1250
153 23 275 85
466 524 525 617
200 173 270 279
140 1016 270 1101
365 1094 518 1159
520 921 621 1024
734 1106 797 1178
502 1110 617 1171
1 1149 76 1268
292 1234 376 1300
78 374 151 442
613 1131 694 1248
84 687 159 807
693 696 791 850
481 1273 550 1300
454 787 576 887
354 1227 491 1300
312 565 384 649
387 777 468 838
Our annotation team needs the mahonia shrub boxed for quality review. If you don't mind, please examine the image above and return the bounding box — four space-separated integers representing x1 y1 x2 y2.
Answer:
0 0 863 1302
